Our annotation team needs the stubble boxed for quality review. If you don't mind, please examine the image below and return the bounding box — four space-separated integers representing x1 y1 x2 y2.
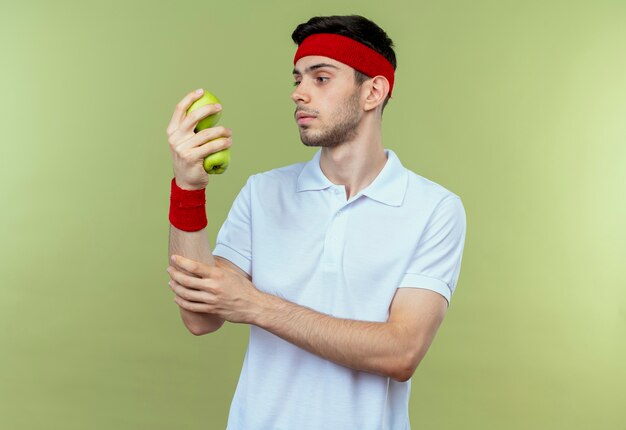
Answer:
298 89 362 148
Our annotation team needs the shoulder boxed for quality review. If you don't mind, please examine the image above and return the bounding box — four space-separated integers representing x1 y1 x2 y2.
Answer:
403 165 463 210
385 149 462 211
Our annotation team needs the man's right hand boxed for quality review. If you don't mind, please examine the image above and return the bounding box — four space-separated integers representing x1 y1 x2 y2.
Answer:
166 89 233 190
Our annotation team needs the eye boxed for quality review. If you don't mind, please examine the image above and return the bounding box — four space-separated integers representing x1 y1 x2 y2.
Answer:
293 80 301 87
316 77 329 84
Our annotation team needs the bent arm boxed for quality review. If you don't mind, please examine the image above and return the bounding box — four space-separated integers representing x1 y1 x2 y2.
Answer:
252 287 448 382
169 224 224 335
254 294 409 382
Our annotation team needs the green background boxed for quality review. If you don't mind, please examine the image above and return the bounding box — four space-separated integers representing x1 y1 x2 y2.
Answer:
2 0 625 428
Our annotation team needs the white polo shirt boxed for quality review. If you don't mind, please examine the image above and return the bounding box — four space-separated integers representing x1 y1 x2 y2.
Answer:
213 148 466 430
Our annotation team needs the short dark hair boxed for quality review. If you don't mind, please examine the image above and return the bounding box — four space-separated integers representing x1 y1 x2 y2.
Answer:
292 15 396 112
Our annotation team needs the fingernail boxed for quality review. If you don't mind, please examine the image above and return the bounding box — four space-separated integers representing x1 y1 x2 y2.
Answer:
215 104 222 110
171 255 176 262
196 88 203 94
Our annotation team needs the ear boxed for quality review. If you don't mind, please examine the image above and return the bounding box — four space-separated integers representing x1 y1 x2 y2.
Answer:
363 75 390 112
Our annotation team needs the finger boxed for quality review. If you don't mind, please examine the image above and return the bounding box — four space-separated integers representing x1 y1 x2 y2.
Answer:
170 255 215 278
179 103 223 133
169 279 214 303
166 89 206 136
178 126 232 152
188 137 233 160
167 266 207 289
174 295 212 313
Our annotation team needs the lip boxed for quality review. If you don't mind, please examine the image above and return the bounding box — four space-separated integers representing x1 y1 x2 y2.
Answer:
295 111 317 125
297 116 315 125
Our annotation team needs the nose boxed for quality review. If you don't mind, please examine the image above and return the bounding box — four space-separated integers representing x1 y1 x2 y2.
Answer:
291 79 310 104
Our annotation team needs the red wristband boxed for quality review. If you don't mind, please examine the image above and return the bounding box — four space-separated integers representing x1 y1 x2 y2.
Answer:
169 178 207 231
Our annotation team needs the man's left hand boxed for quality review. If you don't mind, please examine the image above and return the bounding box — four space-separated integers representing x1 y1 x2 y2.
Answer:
166 255 264 325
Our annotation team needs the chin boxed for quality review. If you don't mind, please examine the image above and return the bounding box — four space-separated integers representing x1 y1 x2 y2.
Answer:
300 137 341 148
299 129 350 148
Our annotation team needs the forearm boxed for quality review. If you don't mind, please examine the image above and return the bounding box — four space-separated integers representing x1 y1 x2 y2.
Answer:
169 224 224 334
255 293 410 381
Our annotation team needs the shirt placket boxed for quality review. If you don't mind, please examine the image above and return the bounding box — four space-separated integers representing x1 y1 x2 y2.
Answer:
321 186 350 272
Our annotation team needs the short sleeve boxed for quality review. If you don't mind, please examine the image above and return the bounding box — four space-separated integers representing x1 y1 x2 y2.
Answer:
213 176 253 276
398 196 467 305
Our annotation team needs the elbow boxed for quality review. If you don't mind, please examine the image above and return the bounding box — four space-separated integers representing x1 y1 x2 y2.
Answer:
186 320 224 336
392 372 412 384
391 351 423 383
180 312 225 336
188 325 210 336
391 365 416 383
187 324 218 336
187 320 224 336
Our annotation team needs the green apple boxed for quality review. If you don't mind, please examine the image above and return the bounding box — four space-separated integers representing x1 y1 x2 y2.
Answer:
185 90 230 174
187 90 222 132
203 148 231 174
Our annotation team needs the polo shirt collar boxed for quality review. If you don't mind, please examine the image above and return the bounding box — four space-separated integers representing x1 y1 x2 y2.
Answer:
296 148 408 207
296 149 334 191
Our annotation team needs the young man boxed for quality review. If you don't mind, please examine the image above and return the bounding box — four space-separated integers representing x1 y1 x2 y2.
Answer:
166 15 466 430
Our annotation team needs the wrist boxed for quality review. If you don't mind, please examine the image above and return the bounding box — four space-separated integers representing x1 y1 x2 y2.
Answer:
169 177 207 231
253 292 289 331
252 291 281 329
175 177 206 191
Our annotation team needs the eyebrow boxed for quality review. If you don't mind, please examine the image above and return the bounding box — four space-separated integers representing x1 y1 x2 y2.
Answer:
292 63 340 75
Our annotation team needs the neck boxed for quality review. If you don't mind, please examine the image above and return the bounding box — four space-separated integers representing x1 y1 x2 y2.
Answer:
318 116 387 200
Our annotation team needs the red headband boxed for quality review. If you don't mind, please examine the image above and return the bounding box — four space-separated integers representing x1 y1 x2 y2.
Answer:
294 33 395 97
